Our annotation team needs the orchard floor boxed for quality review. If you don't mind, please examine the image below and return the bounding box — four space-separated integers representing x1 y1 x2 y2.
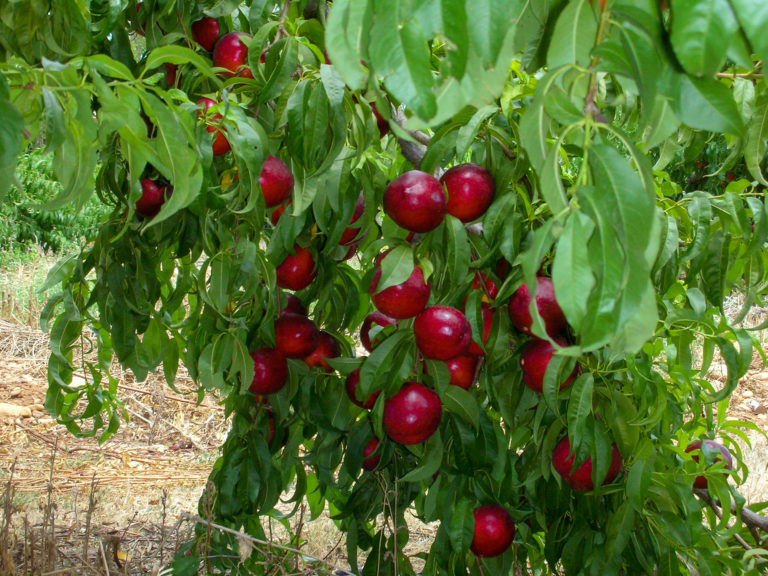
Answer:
0 310 767 575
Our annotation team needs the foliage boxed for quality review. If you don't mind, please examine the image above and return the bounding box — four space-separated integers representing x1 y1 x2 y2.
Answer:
0 149 108 264
1 0 768 575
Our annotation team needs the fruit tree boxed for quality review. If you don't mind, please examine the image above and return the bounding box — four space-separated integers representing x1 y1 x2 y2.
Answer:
2 0 768 574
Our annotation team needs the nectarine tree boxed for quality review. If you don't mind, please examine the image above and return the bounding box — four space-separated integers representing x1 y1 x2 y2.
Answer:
2 1 768 574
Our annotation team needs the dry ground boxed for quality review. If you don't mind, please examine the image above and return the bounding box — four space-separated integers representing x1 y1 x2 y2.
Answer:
0 292 766 574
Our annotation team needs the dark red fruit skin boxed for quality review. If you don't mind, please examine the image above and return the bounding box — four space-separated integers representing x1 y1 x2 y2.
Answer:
274 313 320 359
467 303 493 356
196 98 230 157
445 355 478 389
383 382 442 445
276 245 316 291
362 437 382 471
266 413 289 448
552 436 622 492
384 170 447 233
191 17 220 52
165 63 179 86
370 264 430 320
508 277 567 337
519 337 577 393
136 179 167 218
249 348 288 395
685 440 733 489
470 505 515 558
345 368 381 409
414 306 472 361
281 293 307 316
441 163 495 223
212 32 254 78
259 155 294 208
270 199 291 226
339 193 366 245
360 311 397 352
370 102 389 136
303 332 341 372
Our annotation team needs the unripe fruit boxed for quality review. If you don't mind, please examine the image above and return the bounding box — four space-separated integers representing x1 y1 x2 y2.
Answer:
552 436 622 492
259 155 294 208
345 368 381 409
191 17 220 52
445 354 478 389
196 98 230 157
470 505 515 558
339 193 365 245
508 277 567 337
384 170 447 233
370 264 430 320
212 32 254 78
519 337 577 393
685 440 733 489
362 437 382 471
276 245 316 291
441 163 495 223
414 306 472 361
274 313 319 359
383 382 442 445
136 179 168 218
249 348 288 395
360 311 397 352
303 332 341 372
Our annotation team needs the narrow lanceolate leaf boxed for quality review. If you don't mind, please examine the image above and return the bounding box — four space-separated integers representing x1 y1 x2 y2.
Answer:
519 68 567 173
444 215 471 286
553 212 596 332
547 0 598 69
440 0 469 78
664 72 744 136
369 2 436 121
729 0 768 68
325 0 371 90
567 373 594 444
745 91 768 186
0 73 24 197
669 0 738 77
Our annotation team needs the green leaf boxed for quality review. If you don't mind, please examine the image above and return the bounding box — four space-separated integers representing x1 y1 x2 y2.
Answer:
142 45 221 84
465 0 518 67
455 105 498 159
669 0 738 77
86 54 135 81
325 0 371 90
553 211 595 331
745 91 768 186
369 2 436 121
443 385 479 429
664 72 744 136
447 497 474 554
729 0 768 68
0 73 23 197
375 245 414 293
444 215 470 286
400 431 444 482
626 440 654 510
547 0 598 69
567 373 593 442
605 501 636 558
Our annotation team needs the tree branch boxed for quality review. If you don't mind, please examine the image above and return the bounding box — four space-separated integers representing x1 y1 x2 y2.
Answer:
393 108 428 170
694 487 768 548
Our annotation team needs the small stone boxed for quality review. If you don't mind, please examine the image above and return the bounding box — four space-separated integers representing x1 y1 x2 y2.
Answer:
9 387 22 398
743 390 754 398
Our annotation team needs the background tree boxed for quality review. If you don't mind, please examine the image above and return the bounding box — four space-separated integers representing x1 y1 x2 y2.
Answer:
1 0 768 574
